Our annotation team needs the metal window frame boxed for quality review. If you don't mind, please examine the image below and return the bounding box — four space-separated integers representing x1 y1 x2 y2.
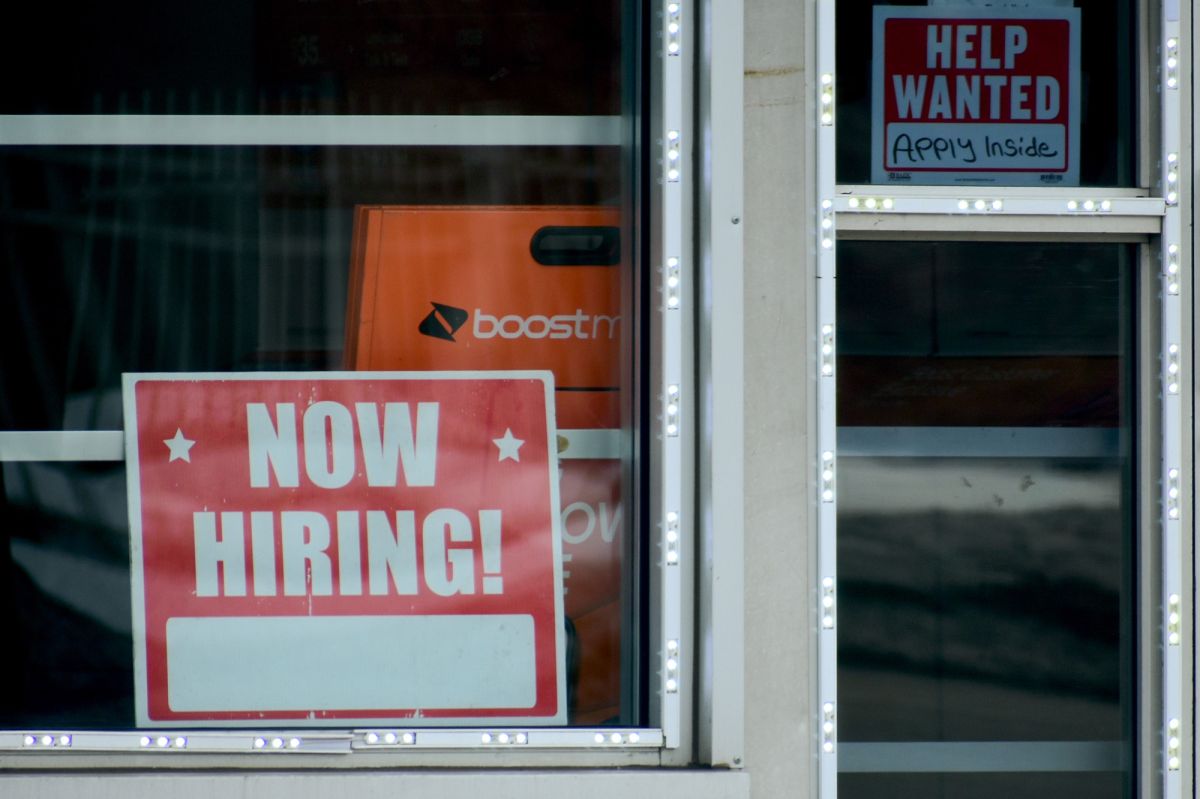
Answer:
696 0 746 770
0 0 715 769
814 0 1192 796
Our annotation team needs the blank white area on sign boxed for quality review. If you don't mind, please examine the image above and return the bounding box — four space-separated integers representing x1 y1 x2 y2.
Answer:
166 614 536 712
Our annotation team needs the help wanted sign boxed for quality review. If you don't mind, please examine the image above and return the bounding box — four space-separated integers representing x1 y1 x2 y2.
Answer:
872 6 1080 185
123 372 565 726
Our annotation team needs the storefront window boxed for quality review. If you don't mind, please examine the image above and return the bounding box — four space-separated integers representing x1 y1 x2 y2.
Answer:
0 1 648 733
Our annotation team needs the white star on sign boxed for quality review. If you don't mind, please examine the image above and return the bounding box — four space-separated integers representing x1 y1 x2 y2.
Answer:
164 428 195 462
493 428 524 462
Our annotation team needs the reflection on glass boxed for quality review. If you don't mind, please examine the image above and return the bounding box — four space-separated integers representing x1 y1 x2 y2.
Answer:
837 241 1132 793
1 2 621 115
840 457 1123 742
1 146 620 431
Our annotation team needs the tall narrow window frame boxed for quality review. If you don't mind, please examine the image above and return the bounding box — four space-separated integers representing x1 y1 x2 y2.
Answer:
814 0 1192 796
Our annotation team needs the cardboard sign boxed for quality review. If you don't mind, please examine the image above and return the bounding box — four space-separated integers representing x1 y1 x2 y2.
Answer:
872 7 1080 186
123 371 565 727
345 206 626 723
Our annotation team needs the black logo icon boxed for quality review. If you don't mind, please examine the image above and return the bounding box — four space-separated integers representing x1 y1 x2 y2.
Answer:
418 302 469 342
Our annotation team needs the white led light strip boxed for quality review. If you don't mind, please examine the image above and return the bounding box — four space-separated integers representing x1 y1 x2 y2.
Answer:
815 0 838 795
0 728 665 753
832 196 1165 216
1 731 350 753
353 728 664 749
658 0 686 750
1159 8 1185 797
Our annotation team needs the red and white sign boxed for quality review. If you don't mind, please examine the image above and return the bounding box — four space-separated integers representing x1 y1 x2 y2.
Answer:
123 371 565 727
872 6 1080 186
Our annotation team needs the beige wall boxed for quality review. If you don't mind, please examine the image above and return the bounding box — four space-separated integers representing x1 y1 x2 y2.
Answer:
743 0 816 795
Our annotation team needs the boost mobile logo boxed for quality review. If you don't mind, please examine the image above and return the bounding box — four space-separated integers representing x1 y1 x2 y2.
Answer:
418 302 469 342
418 302 620 342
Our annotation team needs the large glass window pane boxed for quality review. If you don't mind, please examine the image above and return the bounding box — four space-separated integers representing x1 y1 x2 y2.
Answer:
836 241 1134 794
0 2 643 731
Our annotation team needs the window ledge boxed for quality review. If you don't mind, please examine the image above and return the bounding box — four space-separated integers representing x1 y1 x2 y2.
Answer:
0 769 751 799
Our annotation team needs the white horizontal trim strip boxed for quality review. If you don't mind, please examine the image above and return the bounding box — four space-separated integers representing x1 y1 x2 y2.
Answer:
0 430 619 462
0 431 124 461
839 426 1120 459
559 428 621 460
0 115 623 147
840 741 1125 773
